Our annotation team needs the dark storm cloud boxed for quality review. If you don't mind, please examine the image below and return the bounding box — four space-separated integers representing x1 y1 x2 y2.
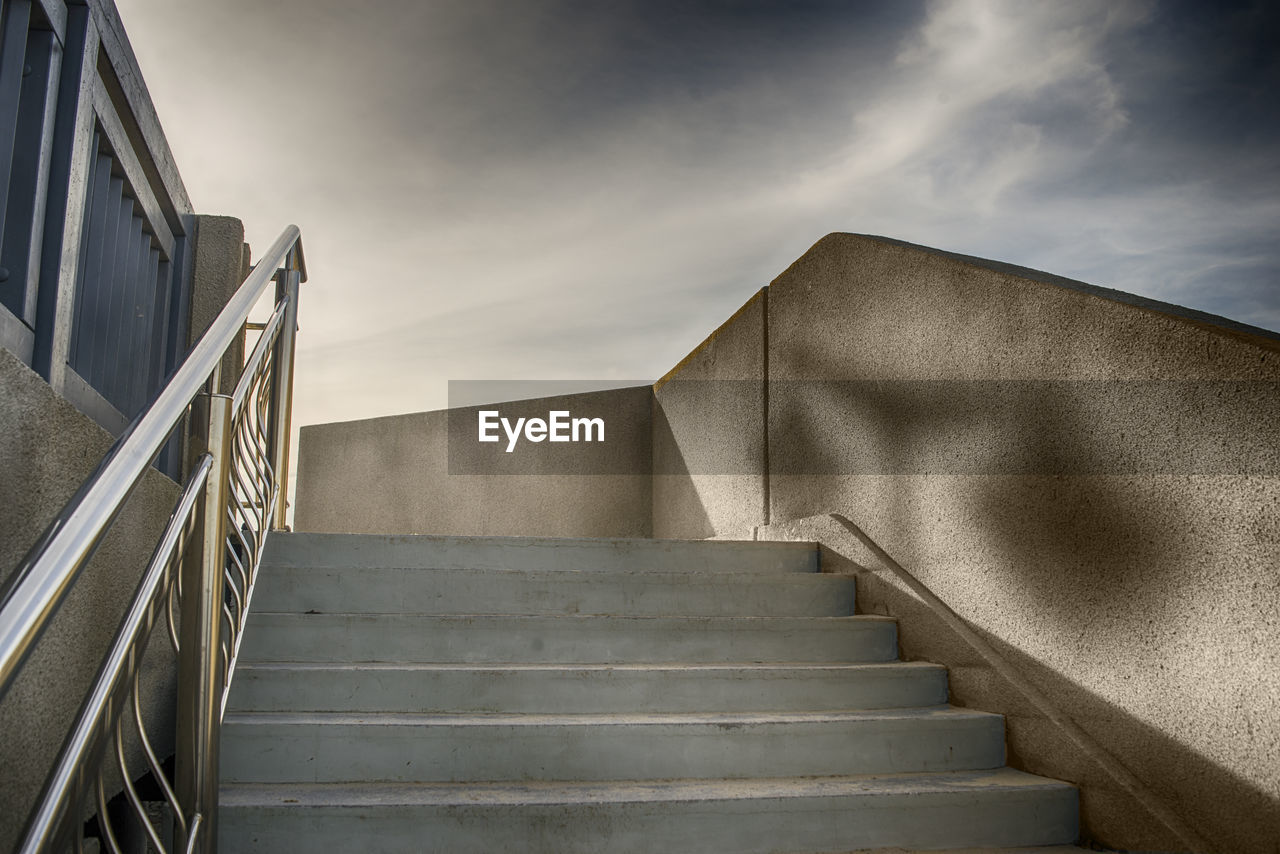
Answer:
115 0 1280 429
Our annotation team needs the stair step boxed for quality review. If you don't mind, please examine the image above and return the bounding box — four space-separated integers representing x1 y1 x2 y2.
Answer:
225 660 948 713
219 707 1003 783
250 567 855 616
218 768 1078 853
261 532 818 574
237 613 899 664
223 532 1078 850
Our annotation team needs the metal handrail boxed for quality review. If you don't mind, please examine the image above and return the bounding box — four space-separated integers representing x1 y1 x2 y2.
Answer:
0 224 306 854
0 224 303 696
17 455 213 852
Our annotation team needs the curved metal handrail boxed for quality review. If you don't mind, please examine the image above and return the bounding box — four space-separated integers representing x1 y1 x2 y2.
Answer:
16 454 213 852
0 224 305 854
0 225 304 698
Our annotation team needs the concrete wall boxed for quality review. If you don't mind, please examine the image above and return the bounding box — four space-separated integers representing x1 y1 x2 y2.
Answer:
188 215 250 396
0 347 181 853
295 385 653 538
0 215 249 850
652 289 767 539
653 233 1279 853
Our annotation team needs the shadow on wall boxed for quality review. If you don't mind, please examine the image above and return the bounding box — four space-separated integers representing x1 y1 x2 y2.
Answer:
651 401 717 540
763 513 1280 854
858 558 1279 854
760 330 1279 853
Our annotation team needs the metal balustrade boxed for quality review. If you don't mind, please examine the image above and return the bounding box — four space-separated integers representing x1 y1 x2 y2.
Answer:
0 225 306 854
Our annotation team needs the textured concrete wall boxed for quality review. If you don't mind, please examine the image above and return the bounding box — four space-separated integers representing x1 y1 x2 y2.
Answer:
188 215 249 396
0 348 181 853
295 386 653 538
657 233 1278 852
653 289 767 539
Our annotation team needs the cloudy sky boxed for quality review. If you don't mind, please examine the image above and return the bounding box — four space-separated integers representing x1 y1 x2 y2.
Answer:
113 0 1279 430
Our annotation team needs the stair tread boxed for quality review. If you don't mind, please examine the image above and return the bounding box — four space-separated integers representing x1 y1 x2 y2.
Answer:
219 768 1071 807
232 660 943 672
248 613 892 621
261 568 838 579
224 706 990 727
262 533 819 573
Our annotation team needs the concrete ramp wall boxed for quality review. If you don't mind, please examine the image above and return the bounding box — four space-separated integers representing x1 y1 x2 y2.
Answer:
294 385 653 538
654 233 1279 853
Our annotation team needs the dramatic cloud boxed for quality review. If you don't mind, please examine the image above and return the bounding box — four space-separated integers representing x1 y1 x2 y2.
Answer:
115 0 1279 438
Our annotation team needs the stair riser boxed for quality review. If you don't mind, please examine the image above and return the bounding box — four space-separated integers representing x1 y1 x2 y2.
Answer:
250 569 854 616
263 533 819 574
219 786 1077 853
237 615 899 664
220 714 1004 783
226 664 948 714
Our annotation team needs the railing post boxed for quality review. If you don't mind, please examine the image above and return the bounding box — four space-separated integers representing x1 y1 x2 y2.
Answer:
268 264 301 530
175 392 232 854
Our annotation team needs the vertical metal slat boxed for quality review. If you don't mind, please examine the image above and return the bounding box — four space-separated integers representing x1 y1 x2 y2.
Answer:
0 0 32 241
138 244 162 409
95 192 131 395
77 170 120 385
68 134 101 367
2 19 57 325
123 224 150 416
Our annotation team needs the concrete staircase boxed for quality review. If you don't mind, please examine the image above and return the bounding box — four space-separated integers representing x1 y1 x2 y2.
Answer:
218 533 1079 852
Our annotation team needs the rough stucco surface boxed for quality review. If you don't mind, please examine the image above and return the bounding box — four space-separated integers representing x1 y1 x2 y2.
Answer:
752 234 1278 853
188 215 247 396
653 289 767 540
755 513 1214 854
295 386 653 538
0 348 181 853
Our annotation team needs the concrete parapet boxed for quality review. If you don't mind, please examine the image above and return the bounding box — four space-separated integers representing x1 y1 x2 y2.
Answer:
295 385 653 538
188 215 249 397
653 289 768 539
653 233 1279 853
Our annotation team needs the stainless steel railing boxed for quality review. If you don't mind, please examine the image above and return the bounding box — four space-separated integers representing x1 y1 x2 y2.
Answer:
0 224 306 854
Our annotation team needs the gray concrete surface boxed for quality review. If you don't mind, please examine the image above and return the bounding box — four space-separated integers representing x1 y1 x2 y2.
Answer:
249 566 856 616
226 661 949 715
294 386 653 537
648 233 1277 852
220 708 1007 783
653 288 768 538
759 233 1279 854
238 612 900 665
261 530 817 573
759 513 1212 854
187 215 248 396
0 347 181 854
220 770 1077 853
220 532 1077 851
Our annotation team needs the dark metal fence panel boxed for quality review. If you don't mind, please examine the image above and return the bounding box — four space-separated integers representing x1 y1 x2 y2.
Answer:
1 0 61 364
2 0 194 471
67 127 172 424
